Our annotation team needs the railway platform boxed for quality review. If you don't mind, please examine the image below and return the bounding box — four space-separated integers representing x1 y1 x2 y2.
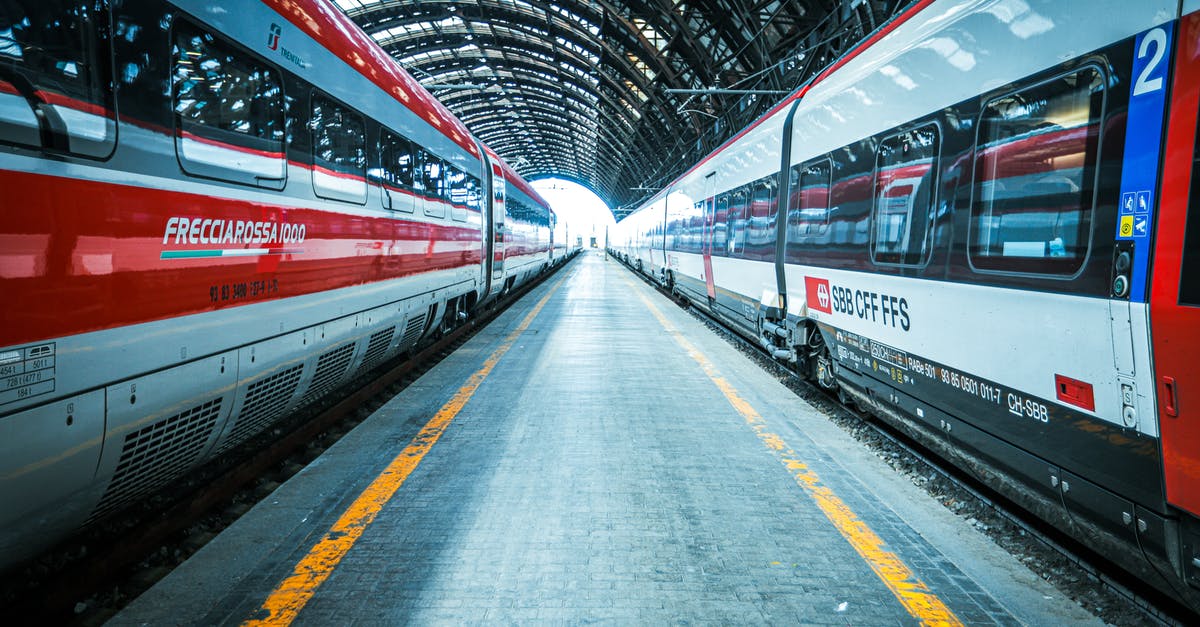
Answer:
112 250 1099 625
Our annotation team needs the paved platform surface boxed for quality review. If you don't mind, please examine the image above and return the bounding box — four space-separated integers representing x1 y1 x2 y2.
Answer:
112 250 1100 625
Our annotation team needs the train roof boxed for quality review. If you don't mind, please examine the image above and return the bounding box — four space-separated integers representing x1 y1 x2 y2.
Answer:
258 0 551 205
262 0 480 159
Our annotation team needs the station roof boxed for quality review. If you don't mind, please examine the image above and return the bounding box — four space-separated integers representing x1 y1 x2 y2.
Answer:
335 0 907 218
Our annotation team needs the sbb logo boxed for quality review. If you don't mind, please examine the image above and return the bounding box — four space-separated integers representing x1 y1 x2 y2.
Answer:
805 277 832 314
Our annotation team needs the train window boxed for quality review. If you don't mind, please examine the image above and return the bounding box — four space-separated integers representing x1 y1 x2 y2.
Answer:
689 207 704 254
714 192 730 257
466 174 481 216
311 94 366 203
872 124 939 266
0 1 116 158
786 159 833 250
726 188 747 257
410 149 427 198
422 156 446 218
492 173 504 203
751 176 777 218
447 165 468 222
173 23 285 187
969 68 1104 275
379 131 415 212
749 175 778 259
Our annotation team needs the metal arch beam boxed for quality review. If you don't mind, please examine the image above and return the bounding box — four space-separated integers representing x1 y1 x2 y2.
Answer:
368 28 643 136
361 5 625 103
338 0 908 214
344 1 690 209
349 1 691 176
472 108 638 202
416 55 672 205
453 93 608 147
364 4 689 146
470 115 620 204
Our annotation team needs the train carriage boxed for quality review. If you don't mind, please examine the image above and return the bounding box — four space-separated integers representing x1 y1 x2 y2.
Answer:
0 0 553 569
614 0 1200 609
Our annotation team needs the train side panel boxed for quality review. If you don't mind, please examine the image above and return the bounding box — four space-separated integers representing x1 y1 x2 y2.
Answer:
619 0 1200 608
0 0 547 569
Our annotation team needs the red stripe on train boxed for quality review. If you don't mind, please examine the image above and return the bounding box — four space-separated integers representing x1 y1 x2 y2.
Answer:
0 170 482 348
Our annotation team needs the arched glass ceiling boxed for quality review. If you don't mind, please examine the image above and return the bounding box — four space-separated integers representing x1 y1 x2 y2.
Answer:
335 0 908 218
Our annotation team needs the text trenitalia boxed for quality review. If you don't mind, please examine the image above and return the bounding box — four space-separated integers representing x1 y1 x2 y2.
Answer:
830 285 910 331
162 217 307 246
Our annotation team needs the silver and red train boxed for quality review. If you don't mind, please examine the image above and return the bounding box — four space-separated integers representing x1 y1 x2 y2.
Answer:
0 0 569 569
614 0 1200 609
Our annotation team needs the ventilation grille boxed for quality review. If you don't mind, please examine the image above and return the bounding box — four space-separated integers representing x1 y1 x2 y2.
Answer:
400 314 426 348
217 363 303 454
357 327 395 373
88 398 223 523
298 343 355 408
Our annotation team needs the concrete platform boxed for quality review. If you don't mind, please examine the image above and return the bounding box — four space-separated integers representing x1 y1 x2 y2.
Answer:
112 250 1100 625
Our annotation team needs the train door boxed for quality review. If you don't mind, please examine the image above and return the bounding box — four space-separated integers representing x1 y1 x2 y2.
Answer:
702 173 717 300
489 160 506 287
1153 10 1200 517
659 194 670 274
476 147 494 299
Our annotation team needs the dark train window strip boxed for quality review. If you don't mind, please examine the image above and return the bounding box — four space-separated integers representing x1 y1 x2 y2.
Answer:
871 123 940 267
0 0 117 158
967 67 1105 276
311 92 366 204
173 21 285 188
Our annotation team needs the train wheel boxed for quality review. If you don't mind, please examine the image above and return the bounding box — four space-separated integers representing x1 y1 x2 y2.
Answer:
439 296 468 335
807 328 838 391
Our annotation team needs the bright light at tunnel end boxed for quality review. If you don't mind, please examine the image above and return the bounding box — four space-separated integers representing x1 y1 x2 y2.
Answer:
531 178 617 244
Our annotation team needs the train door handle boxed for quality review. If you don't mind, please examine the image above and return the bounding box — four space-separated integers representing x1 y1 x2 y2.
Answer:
1163 376 1179 417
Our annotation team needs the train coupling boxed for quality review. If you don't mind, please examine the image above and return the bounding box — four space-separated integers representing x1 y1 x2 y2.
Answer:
758 290 799 363
758 318 798 363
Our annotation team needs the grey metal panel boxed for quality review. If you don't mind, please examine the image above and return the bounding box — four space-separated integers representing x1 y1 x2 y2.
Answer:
0 390 105 564
288 313 371 412
212 329 314 454
95 352 239 519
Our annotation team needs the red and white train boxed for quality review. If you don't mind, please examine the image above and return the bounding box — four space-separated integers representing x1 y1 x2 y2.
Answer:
0 0 570 570
614 0 1200 609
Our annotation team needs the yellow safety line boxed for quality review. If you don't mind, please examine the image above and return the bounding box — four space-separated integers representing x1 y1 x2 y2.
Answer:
244 275 567 626
626 276 963 627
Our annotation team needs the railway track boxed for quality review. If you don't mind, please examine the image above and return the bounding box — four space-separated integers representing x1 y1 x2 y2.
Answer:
634 263 1195 627
0 255 579 626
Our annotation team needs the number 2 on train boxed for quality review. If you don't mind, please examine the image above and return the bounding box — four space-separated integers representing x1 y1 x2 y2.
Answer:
1133 26 1168 96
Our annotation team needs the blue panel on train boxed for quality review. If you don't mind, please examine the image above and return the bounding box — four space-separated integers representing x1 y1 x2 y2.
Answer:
1118 23 1174 302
